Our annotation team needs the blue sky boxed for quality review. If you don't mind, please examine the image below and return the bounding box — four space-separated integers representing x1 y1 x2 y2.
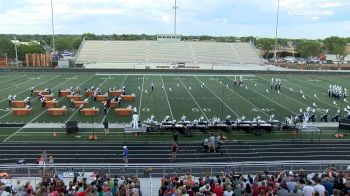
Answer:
0 0 349 39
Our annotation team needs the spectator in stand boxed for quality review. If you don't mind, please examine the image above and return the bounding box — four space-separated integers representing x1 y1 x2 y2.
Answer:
223 185 233 196
302 180 315 196
314 178 326 196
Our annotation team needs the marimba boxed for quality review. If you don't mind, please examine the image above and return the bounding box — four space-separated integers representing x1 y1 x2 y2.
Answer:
115 108 133 116
96 95 108 101
47 108 67 116
34 90 49 96
41 95 54 101
12 108 32 116
44 101 58 108
80 108 99 116
109 90 123 97
121 95 135 102
59 90 71 97
66 95 82 101
84 91 95 97
103 101 119 108
73 101 88 108
11 101 26 108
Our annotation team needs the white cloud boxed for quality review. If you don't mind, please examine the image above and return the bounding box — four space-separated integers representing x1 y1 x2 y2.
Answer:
320 2 342 8
0 0 348 38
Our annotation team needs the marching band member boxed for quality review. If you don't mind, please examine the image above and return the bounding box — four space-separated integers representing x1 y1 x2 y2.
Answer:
7 95 12 107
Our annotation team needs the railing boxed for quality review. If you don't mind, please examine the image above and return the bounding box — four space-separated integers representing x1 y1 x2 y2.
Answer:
2 160 350 178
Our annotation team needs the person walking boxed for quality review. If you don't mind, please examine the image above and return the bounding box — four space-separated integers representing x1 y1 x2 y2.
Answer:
103 120 109 135
171 142 178 162
173 132 178 144
122 146 129 165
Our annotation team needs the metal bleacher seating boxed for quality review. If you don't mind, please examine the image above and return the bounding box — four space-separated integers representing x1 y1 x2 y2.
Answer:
75 40 263 68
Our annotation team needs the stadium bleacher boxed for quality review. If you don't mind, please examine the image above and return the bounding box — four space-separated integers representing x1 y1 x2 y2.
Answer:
75 40 263 68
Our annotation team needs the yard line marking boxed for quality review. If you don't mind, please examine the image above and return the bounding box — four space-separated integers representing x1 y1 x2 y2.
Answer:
178 77 208 120
66 74 101 122
160 76 174 119
288 77 328 95
101 75 128 123
257 77 337 109
138 75 145 118
194 76 240 118
0 75 69 120
208 76 270 117
0 77 37 92
283 78 338 109
0 74 28 86
228 76 295 115
2 75 84 141
95 73 256 77
220 81 269 117
3 109 48 142
0 75 59 103
318 77 350 89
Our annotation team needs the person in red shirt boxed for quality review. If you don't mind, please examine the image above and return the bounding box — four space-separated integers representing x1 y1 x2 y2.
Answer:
213 183 223 196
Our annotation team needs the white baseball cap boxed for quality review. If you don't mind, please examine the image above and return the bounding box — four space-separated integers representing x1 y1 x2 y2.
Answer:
123 146 127 149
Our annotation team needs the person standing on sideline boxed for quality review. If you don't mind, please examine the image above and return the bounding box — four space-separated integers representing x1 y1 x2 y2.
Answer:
171 142 178 162
103 120 109 135
103 102 108 115
29 87 34 96
173 132 178 143
151 82 154 92
122 146 129 164
42 150 48 163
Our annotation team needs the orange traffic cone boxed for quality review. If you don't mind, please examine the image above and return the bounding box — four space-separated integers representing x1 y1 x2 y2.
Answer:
53 131 57 137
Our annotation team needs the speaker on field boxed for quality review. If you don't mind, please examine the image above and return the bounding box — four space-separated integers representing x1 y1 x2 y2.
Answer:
339 119 350 130
66 121 78 134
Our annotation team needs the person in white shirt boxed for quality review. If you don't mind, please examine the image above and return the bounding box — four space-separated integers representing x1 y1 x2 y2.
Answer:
302 181 315 196
313 179 326 196
223 185 233 196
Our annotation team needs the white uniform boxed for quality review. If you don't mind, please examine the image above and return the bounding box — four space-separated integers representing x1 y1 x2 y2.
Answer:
303 112 309 128
132 114 139 129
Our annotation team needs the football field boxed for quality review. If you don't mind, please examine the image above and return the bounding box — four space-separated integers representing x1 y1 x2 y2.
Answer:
0 72 349 142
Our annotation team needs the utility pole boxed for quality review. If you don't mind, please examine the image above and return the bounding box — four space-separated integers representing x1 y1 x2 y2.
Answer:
273 0 280 67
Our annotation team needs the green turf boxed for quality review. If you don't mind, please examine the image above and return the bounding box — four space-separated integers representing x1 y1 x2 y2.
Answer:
0 72 349 142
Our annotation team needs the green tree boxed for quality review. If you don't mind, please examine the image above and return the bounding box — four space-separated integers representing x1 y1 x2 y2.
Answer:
324 36 347 67
55 36 73 51
256 38 275 58
82 33 97 40
0 38 15 59
296 40 322 58
18 44 45 60
72 37 83 50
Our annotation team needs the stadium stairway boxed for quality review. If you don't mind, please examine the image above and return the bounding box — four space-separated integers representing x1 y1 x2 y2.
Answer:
0 140 350 165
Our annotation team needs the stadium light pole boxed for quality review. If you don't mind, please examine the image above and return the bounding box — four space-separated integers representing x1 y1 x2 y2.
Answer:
13 36 19 69
273 0 280 67
173 0 178 35
50 0 55 56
